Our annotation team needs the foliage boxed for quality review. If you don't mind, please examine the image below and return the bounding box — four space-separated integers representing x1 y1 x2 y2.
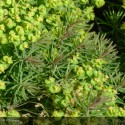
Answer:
40 31 124 117
0 0 124 118
94 0 125 112
95 4 125 45
3 26 124 117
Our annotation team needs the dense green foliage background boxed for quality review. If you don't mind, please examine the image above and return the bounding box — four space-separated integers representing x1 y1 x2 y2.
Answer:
0 0 125 123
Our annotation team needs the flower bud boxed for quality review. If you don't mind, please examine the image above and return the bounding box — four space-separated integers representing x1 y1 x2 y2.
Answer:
92 0 105 8
0 80 6 90
52 110 64 117
5 0 12 5
16 26 24 35
49 85 61 93
19 42 28 51
3 56 13 64
6 18 16 29
7 109 20 117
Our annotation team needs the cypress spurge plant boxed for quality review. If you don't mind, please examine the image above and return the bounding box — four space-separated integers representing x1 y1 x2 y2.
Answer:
5 22 124 117
41 31 124 117
0 0 124 118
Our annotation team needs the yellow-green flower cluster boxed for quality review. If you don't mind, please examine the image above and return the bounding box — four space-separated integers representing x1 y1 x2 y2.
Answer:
0 0 99 52
0 80 6 90
44 55 119 117
107 106 125 116
0 56 13 74
45 0 63 9
0 0 46 50
91 0 105 8
0 109 20 117
83 6 95 20
46 14 62 27
43 0 96 41
0 56 12 91
45 77 62 94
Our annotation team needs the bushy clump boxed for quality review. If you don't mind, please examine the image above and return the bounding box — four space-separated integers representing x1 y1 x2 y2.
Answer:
0 0 124 118
0 0 98 80
6 27 124 117
40 32 124 117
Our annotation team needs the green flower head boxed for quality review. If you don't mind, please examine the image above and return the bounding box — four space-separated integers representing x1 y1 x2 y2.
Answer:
0 80 6 90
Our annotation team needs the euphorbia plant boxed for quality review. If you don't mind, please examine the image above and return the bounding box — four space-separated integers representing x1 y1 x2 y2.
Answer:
41 32 124 117
0 0 124 118
7 26 124 117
